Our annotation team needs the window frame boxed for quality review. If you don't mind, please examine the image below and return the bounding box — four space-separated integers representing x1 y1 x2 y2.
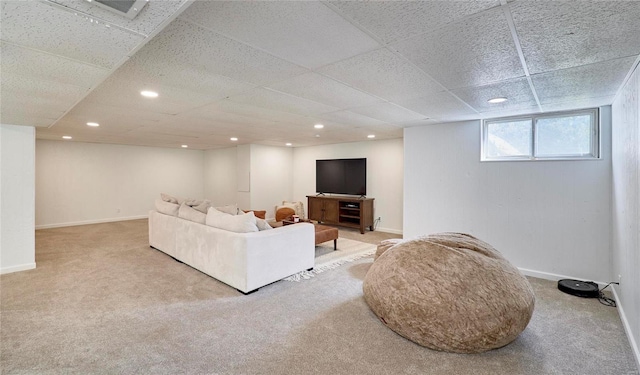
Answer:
481 108 600 162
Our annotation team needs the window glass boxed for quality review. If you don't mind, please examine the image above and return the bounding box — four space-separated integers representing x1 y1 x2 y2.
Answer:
535 114 592 157
485 120 531 158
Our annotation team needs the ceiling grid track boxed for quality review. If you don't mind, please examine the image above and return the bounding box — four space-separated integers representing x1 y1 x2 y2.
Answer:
500 0 543 113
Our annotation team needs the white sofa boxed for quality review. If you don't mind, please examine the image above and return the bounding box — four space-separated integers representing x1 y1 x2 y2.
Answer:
149 210 315 294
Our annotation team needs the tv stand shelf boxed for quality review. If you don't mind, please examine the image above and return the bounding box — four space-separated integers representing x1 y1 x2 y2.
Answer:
307 195 374 234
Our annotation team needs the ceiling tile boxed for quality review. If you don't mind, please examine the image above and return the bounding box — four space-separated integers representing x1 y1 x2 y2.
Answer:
511 1 640 74
317 48 441 102
314 111 389 128
1 43 110 89
48 0 188 37
329 1 499 44
137 18 308 86
540 96 615 113
532 57 636 104
391 8 524 89
348 102 426 124
0 1 145 69
202 100 312 125
266 72 383 109
180 1 380 69
394 91 478 121
228 88 339 117
450 77 537 113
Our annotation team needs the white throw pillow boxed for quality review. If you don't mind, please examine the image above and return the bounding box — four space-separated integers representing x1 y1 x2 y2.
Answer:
156 199 179 216
215 204 239 215
161 193 179 204
256 218 272 231
206 210 259 233
191 200 211 214
281 201 305 218
178 203 206 224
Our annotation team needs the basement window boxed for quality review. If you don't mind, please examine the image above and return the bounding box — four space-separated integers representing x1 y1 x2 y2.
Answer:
481 108 599 161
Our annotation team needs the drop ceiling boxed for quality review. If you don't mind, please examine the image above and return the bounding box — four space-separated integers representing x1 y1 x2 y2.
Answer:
2 0 639 149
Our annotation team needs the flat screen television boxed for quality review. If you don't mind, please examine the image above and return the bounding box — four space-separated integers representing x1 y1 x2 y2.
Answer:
316 158 366 196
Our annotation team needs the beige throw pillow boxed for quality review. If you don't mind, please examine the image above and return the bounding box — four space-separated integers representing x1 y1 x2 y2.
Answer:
161 193 179 204
191 200 211 214
178 203 206 224
155 199 179 216
282 201 305 218
206 209 259 233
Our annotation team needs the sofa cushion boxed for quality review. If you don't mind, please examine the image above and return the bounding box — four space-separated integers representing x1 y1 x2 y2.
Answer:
216 204 239 215
178 203 206 224
206 209 259 233
155 199 179 216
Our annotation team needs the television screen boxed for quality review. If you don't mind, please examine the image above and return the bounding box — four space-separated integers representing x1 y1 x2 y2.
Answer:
316 158 366 196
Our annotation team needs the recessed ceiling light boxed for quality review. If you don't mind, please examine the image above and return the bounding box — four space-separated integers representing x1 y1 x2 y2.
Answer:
62 136 72 140
314 124 324 129
181 145 188 148
487 97 508 104
86 122 99 127
230 137 238 141
140 90 158 98
286 143 292 146
367 134 376 139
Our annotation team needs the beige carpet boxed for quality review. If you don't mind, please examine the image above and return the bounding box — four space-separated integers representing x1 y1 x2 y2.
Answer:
284 238 376 281
1 219 638 375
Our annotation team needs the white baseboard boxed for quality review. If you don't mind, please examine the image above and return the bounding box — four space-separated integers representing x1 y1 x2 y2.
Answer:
35 215 148 230
376 226 403 235
517 267 608 288
1 262 36 275
612 286 640 372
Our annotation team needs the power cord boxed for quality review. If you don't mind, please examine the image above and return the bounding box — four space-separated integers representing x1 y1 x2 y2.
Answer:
598 282 619 307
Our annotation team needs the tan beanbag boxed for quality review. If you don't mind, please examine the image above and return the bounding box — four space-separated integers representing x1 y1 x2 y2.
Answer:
363 233 535 354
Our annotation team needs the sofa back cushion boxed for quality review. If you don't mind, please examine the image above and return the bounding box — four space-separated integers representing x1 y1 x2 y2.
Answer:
178 203 206 224
215 204 240 215
206 208 259 233
156 199 179 216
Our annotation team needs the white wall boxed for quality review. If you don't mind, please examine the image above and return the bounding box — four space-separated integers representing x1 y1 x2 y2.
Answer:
36 140 205 228
1 124 36 274
250 144 293 219
204 147 237 206
292 139 403 234
612 64 640 368
404 111 612 283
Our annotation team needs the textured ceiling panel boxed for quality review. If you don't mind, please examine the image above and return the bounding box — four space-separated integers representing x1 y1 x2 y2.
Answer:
48 0 188 36
1 42 110 89
1 74 89 116
317 48 441 102
114 56 257 98
532 57 636 104
395 91 478 121
391 8 524 90
314 110 389 128
511 1 640 74
328 0 499 44
347 102 426 124
180 1 379 69
1 1 144 69
202 100 313 126
138 18 308 86
540 96 615 114
1 97 67 121
451 78 537 113
227 88 339 117
267 73 383 110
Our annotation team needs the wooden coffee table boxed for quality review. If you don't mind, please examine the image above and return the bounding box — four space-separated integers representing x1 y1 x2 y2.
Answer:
283 220 338 250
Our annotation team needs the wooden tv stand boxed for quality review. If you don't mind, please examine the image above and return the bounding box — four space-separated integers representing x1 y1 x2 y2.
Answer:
307 195 374 234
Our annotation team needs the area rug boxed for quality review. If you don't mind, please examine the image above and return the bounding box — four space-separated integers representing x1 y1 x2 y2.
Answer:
284 237 376 281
